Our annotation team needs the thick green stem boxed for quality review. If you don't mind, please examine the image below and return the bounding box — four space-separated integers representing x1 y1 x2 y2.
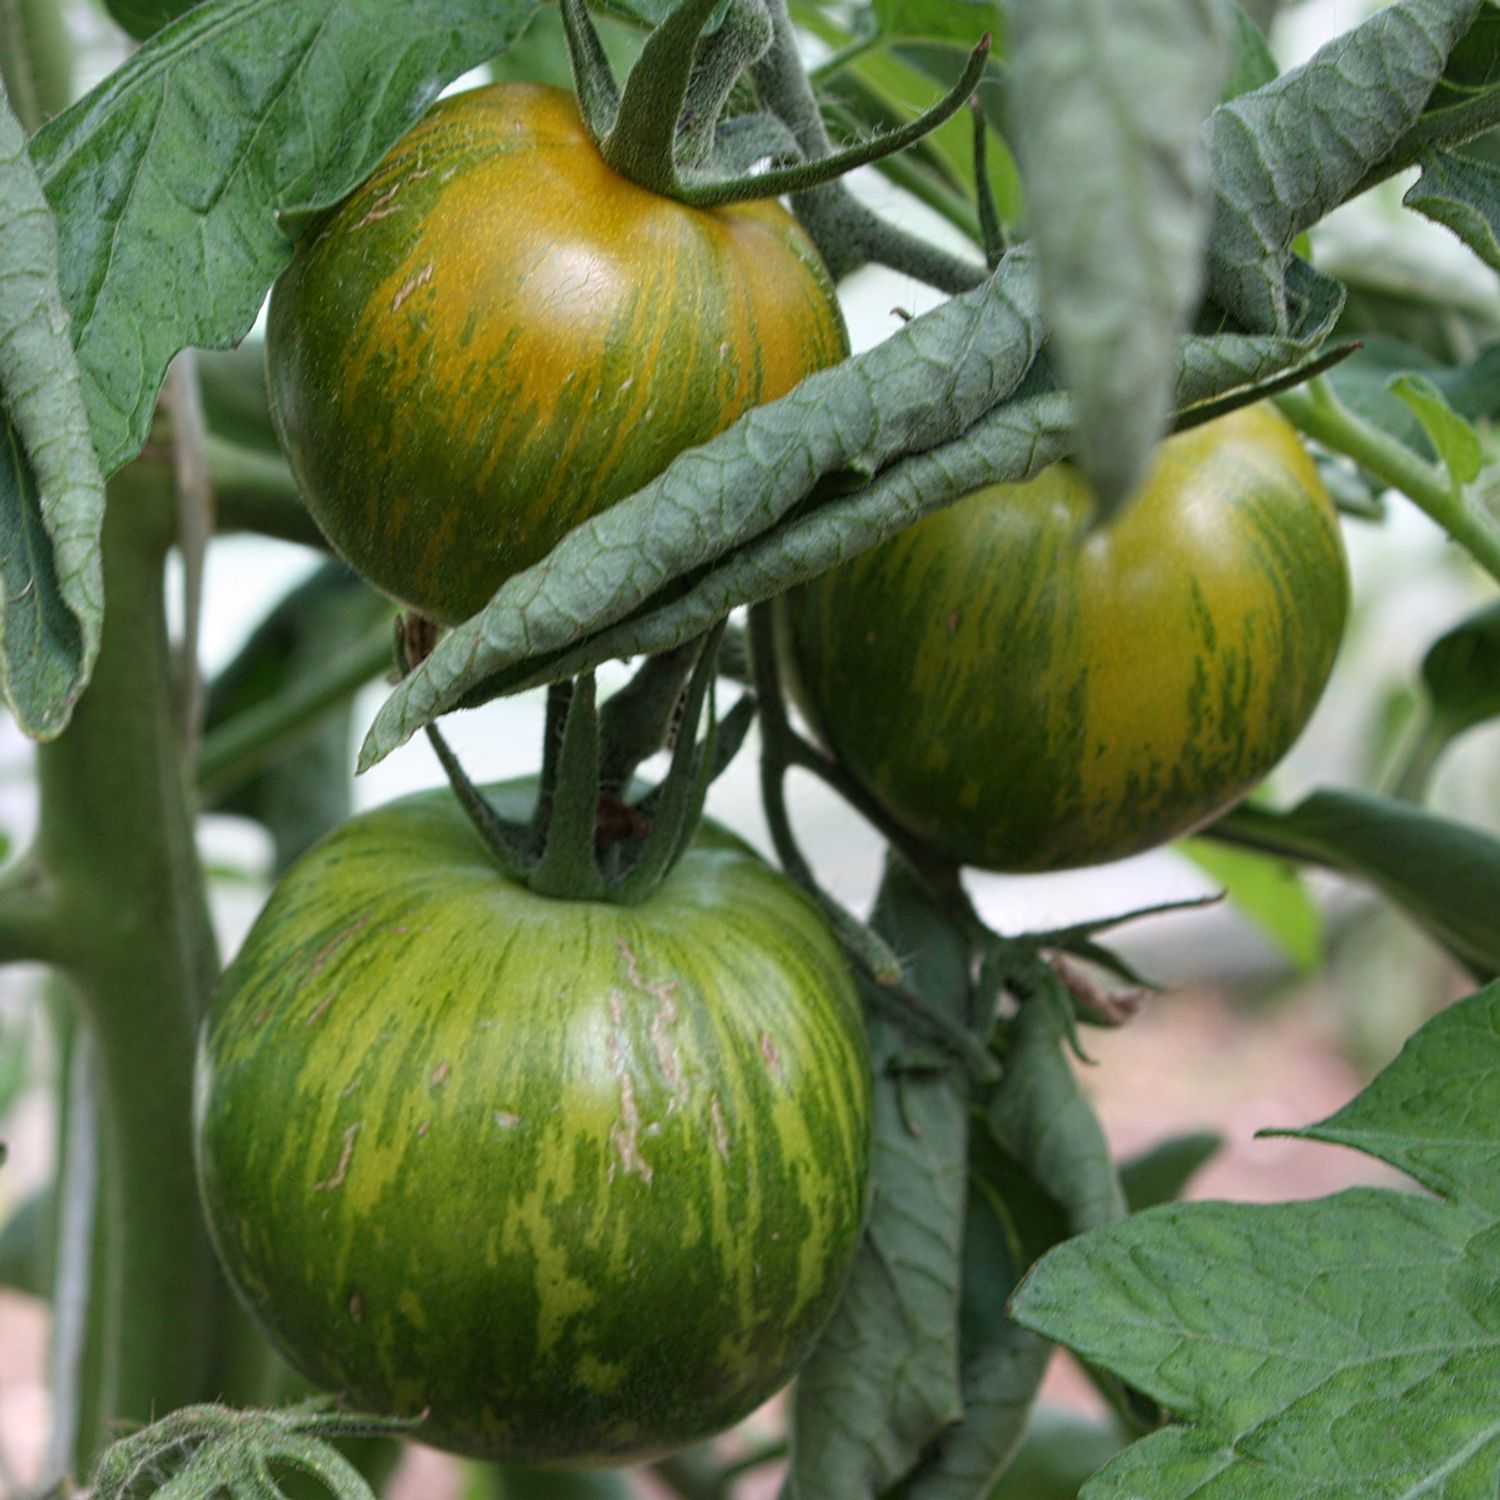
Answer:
1277 381 1500 585
35 465 241 1475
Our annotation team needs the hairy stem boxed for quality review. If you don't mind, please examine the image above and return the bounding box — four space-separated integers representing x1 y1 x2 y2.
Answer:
34 465 243 1474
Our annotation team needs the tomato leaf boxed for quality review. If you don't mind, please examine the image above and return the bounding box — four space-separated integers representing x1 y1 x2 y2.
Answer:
1212 789 1500 981
1419 598 1500 744
1405 149 1500 275
1008 0 1228 519
0 86 104 740
1390 372 1484 485
786 858 972 1499
1204 0 1481 333
1118 1130 1223 1212
29 0 542 481
1010 978 1500 1499
1219 0 1277 101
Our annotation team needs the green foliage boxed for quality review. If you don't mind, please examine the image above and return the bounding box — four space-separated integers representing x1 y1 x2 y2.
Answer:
1012 980 1500 1498
1009 0 1229 516
1406 149 1500 273
1215 791 1500 980
0 82 102 739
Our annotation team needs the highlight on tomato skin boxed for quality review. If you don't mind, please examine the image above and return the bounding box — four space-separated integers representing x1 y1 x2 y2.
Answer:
193 783 875 1467
265 81 850 627
775 404 1351 874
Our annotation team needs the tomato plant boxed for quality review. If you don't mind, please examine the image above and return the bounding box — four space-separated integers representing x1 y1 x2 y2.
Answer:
266 81 849 625
776 405 1350 872
194 783 873 1465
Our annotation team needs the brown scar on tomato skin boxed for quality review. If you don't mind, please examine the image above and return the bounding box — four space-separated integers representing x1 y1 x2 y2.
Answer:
945 608 963 636
310 913 373 974
430 1061 450 1088
758 1032 784 1079
315 1122 361 1191
416 1120 430 1139
608 1072 653 1185
391 260 435 313
252 1003 275 1027
348 1291 365 1323
709 1093 731 1162
303 990 337 1027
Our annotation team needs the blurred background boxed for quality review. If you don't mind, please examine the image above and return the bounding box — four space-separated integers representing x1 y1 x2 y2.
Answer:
2 0 1497 1494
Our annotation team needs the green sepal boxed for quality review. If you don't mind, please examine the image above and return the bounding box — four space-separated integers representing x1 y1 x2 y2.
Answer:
527 672 607 900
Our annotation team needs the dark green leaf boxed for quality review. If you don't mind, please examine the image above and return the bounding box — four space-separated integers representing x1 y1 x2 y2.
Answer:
988 1408 1128 1500
1419 598 1500 743
31 0 542 478
1177 837 1323 972
0 1185 54 1298
1204 0 1481 332
204 564 391 872
0 84 103 738
1213 787 1500 980
1009 0 1228 516
1406 148 1500 274
198 339 280 456
787 860 972 1500
1011 979 1500 1499
105 0 198 43
1118 1130 1224 1212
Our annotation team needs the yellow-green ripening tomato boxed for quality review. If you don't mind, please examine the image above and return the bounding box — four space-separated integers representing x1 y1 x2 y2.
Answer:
776 405 1349 872
194 783 873 1465
267 82 848 624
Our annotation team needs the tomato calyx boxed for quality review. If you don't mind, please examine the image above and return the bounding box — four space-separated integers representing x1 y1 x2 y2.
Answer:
413 625 753 906
558 0 990 209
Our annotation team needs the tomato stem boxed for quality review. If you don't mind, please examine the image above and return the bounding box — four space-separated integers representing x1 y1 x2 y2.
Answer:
1278 379 1500 586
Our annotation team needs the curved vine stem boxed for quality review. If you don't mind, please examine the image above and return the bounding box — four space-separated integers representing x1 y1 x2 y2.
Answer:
1277 378 1500 585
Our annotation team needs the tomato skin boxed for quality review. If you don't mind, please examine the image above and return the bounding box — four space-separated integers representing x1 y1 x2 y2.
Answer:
266 82 848 625
776 406 1349 872
193 784 872 1465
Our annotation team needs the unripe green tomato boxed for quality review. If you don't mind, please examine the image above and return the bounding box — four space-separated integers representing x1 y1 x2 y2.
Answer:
266 82 848 624
776 405 1349 872
194 783 872 1465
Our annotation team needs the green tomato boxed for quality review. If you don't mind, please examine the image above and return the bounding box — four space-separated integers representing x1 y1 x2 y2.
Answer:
193 783 872 1465
266 81 848 625
776 405 1349 872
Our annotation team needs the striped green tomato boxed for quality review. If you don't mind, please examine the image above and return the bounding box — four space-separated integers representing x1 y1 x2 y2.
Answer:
266 81 848 625
193 783 872 1465
776 405 1349 872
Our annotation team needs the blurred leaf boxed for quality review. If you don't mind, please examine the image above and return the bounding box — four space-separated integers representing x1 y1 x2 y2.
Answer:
197 340 280 456
0 1007 28 1120
31 0 542 479
0 85 104 739
1390 373 1484 484
0 1185 54 1298
204 565 393 871
1212 788 1500 980
1420 597 1500 741
1009 0 1228 516
1406 149 1500 274
787 859 972 1499
1118 1131 1224 1212
1177 837 1324 972
1219 0 1277 101
104 0 196 42
874 0 999 44
988 1408 1129 1500
1012 979 1500 1499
